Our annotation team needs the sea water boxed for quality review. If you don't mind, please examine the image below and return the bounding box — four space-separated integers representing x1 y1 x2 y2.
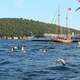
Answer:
0 39 80 80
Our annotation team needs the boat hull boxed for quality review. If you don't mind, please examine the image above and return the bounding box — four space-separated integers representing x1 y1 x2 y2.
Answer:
52 37 72 43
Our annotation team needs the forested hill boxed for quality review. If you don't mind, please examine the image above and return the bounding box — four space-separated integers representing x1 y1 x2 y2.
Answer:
0 18 79 37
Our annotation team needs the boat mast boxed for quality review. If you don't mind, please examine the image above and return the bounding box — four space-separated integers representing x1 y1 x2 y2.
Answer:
66 10 68 34
66 8 72 39
66 8 71 35
57 7 60 35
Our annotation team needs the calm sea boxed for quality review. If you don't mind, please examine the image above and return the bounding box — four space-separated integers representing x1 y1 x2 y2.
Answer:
0 39 80 80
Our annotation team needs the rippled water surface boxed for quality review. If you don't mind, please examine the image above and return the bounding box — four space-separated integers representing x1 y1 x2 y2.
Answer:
0 39 80 80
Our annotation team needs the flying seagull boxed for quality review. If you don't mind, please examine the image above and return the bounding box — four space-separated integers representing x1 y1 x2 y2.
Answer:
56 58 66 66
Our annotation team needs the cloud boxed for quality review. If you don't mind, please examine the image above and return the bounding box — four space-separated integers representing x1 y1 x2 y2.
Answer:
14 0 25 8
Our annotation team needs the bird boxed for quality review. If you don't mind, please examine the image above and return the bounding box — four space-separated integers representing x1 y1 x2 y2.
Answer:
56 58 66 66
21 46 26 53
21 46 25 51
11 46 18 52
43 49 47 53
39 48 47 53
14 46 18 49
77 41 80 48
11 47 14 52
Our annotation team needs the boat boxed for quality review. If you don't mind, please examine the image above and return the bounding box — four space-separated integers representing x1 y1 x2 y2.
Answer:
53 36 72 43
52 8 72 43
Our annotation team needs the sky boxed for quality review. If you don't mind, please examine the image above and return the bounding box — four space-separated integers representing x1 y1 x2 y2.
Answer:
0 0 80 30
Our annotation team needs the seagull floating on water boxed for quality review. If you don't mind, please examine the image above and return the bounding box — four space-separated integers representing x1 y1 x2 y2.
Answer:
14 46 18 49
21 46 26 53
77 41 80 48
11 46 18 52
11 47 14 52
39 48 47 53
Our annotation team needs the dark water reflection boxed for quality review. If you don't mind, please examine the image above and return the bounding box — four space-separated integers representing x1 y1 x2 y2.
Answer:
0 39 80 80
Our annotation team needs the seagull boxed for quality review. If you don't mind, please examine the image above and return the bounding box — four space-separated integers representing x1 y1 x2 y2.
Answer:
78 41 80 45
43 49 47 53
56 58 66 66
11 47 14 52
21 46 26 53
21 46 25 51
77 41 80 48
11 46 18 52
39 48 47 53
14 46 18 49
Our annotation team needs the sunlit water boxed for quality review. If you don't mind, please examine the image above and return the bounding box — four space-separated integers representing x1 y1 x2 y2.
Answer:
0 39 80 80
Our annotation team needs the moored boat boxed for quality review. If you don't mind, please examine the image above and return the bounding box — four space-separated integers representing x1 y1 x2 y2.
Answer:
52 7 72 43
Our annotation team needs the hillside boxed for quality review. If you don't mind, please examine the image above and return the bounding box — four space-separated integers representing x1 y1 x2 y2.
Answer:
0 18 79 37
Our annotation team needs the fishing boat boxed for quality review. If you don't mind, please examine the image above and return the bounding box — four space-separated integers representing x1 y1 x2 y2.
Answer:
52 8 72 43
